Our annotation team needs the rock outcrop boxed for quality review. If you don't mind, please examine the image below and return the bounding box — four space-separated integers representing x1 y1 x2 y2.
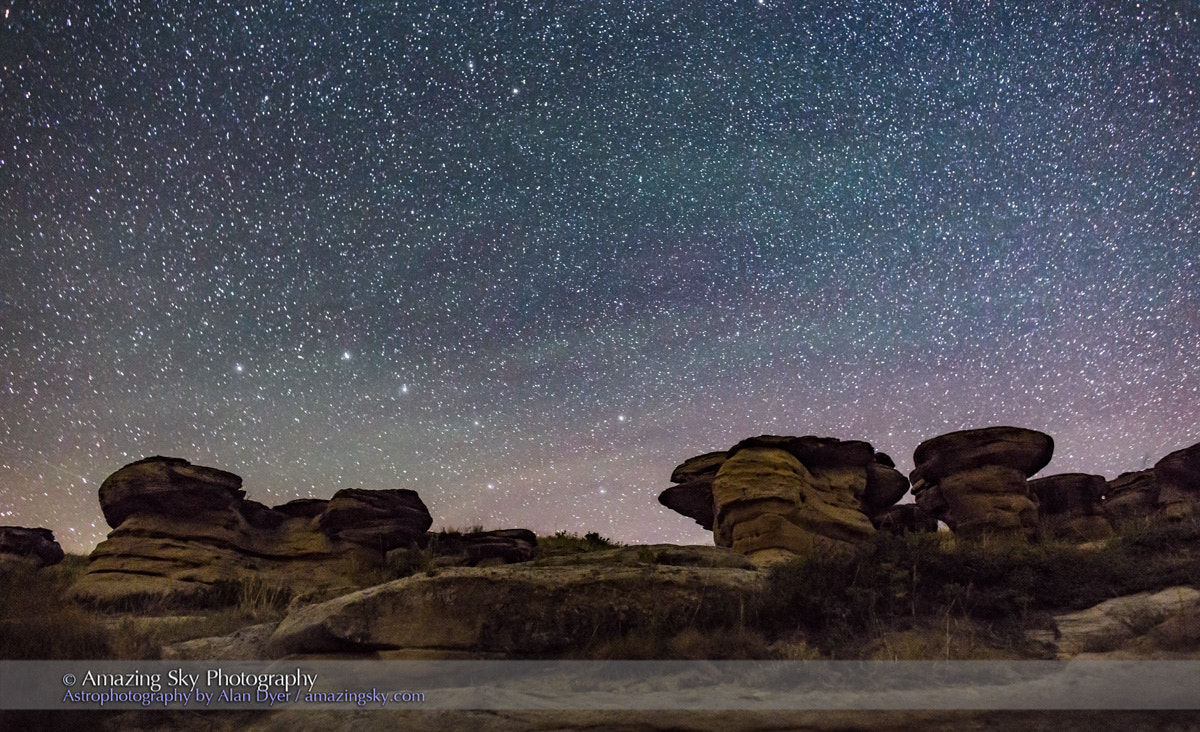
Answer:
0 526 65 568
267 545 761 659
1152 442 1200 521
1103 470 1159 522
72 457 433 606
1026 586 1200 658
660 436 910 563
911 427 1052 541
1103 442 1200 524
1028 473 1113 542
426 528 538 567
872 504 939 535
315 488 434 552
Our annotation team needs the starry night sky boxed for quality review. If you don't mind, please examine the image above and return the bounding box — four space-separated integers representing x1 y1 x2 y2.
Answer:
2 1 1198 555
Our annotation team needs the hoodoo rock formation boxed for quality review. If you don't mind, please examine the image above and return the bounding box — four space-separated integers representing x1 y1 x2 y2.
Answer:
660 436 910 563
910 426 1053 541
0 526 65 568
72 456 434 605
1027 473 1113 542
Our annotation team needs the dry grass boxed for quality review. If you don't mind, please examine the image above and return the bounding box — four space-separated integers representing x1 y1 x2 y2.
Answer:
5 518 1197 661
0 555 292 660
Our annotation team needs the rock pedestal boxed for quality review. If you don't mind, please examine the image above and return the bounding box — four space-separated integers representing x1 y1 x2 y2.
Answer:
660 435 910 563
911 427 1052 541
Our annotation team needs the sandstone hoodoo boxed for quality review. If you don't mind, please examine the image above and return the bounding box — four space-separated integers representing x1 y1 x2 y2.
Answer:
911 426 1052 541
660 435 911 563
1027 473 1113 542
0 526 65 568
72 456 434 606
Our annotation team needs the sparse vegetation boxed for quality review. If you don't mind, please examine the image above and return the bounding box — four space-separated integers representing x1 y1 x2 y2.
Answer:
0 556 293 659
536 530 620 557
4 517 1197 661
754 517 1200 658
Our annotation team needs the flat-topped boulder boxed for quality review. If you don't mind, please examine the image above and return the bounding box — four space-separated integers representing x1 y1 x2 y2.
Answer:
911 427 1054 488
72 457 433 607
911 427 1051 541
317 488 433 552
0 526 65 568
661 435 910 563
98 456 245 528
1028 474 1113 542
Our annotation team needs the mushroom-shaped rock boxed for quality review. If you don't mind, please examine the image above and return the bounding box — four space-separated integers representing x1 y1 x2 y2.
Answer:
317 488 432 552
1029 473 1113 542
712 442 876 564
911 427 1053 488
98 456 245 529
661 435 909 562
910 427 1051 541
0 526 65 568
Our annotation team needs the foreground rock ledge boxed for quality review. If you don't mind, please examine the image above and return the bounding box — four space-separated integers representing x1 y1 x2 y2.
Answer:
267 545 762 659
